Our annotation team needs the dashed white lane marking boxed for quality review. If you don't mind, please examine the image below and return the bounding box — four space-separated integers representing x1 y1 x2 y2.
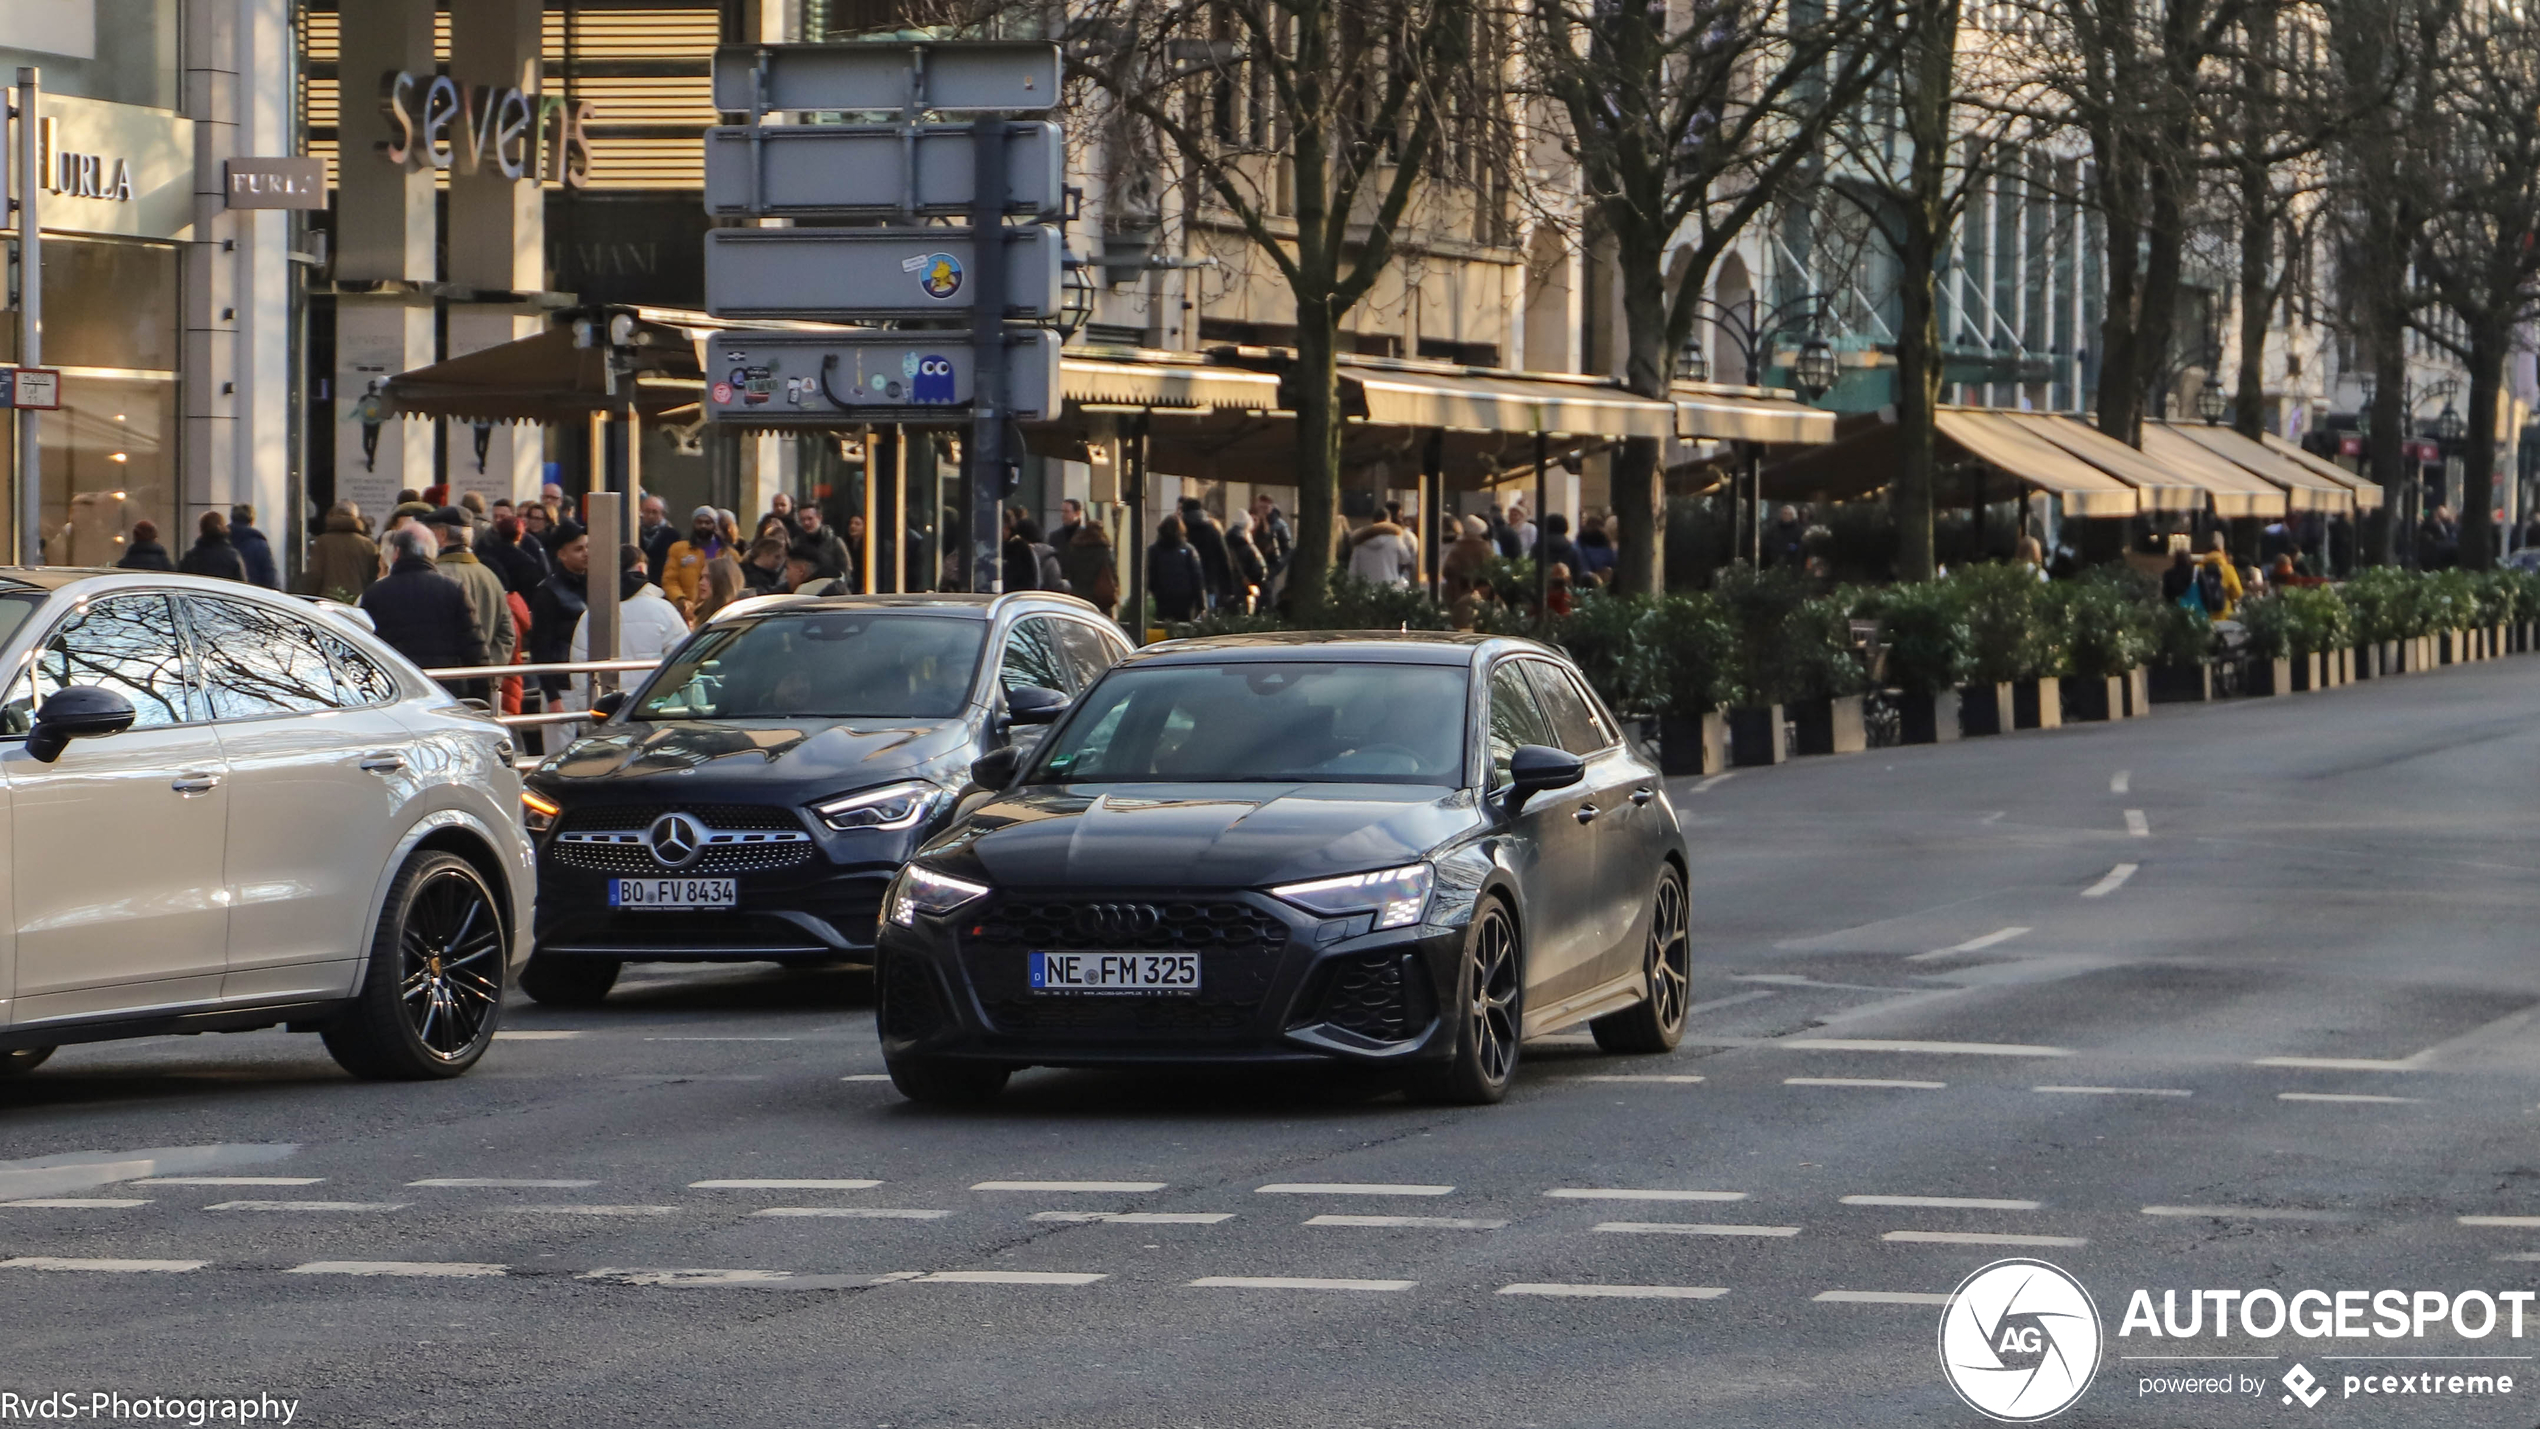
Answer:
910 1270 1107 1286
692 1179 882 1190
492 1030 581 1041
2254 1056 2423 1071
1905 927 2034 963
2459 1216 2540 1228
1817 1289 1948 1305
1188 1276 1415 1292
207 1201 405 1212
1255 1183 1453 1196
1842 1196 2040 1211
753 1208 949 1220
1 1257 204 1273
288 1261 507 1279
410 1178 599 1188
1306 1214 1507 1230
1545 1189 1747 1203
1030 1211 1233 1225
1571 1074 1705 1084
972 1180 1167 1193
2081 863 2139 898
2493 1253 2540 1262
1882 1230 2086 1248
132 1177 323 1187
2125 809 2150 837
2141 1206 2356 1222
611 1074 767 1082
1596 1222 1801 1238
3 1198 151 1208
1785 1077 1947 1090
585 1268 802 1287
2111 770 2131 794
1681 989 1778 1016
1691 772 1736 793
2036 1085 2192 1097
644 1036 795 1042
1979 811 2007 825
1498 1283 1728 1300
840 1074 893 1082
2278 1092 2422 1105
507 1205 678 1216
1782 1038 2067 1057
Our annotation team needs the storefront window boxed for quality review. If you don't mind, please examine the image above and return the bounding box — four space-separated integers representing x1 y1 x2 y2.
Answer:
38 373 177 567
0 0 181 112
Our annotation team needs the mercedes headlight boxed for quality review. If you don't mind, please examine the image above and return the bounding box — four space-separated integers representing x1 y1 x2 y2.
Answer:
815 779 945 832
1269 864 1433 930
521 788 561 834
888 864 990 927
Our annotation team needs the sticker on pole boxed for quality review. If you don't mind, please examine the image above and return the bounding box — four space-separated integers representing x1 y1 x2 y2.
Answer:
4 368 61 410
913 252 963 301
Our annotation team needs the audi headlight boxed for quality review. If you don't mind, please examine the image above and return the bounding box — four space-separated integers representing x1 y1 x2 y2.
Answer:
888 864 990 927
1269 863 1433 930
815 779 945 832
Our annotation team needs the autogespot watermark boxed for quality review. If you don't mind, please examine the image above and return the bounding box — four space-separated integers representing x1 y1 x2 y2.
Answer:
0 1392 299 1426
1936 1263 2533 1420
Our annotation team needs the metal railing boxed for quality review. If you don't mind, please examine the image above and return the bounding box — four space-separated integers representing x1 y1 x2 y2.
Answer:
419 658 662 730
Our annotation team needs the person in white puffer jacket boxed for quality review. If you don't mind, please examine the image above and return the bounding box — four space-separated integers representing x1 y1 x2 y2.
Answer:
568 545 692 711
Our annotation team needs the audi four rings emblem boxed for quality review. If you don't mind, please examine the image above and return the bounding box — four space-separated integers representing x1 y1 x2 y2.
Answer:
646 813 706 869
1076 903 1159 937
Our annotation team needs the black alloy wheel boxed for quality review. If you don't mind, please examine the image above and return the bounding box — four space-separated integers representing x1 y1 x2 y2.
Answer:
1412 898 1522 1105
324 852 505 1080
0 1046 54 1077
1593 866 1689 1054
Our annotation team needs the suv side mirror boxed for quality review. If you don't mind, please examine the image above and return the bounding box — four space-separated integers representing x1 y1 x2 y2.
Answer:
1002 684 1069 728
969 745 1023 791
1504 743 1584 814
591 690 628 720
27 686 137 763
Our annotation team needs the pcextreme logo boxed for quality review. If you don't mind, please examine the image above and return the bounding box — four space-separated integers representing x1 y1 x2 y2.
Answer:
1938 1259 2104 1422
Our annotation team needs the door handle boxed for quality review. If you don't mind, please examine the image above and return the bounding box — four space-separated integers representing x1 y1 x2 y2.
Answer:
359 752 408 773
170 772 221 795
1631 786 1656 806
1574 803 1600 824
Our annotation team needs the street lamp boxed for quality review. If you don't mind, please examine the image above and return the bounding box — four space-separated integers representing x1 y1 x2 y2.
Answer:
2437 403 2466 443
2197 380 2228 424
1793 336 1840 402
1676 332 1708 385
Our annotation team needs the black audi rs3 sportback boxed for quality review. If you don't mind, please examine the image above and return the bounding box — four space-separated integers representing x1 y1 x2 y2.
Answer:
871 631 1694 1105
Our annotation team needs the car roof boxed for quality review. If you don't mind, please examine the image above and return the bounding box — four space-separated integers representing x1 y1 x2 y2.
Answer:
705 591 1104 622
1124 630 1557 667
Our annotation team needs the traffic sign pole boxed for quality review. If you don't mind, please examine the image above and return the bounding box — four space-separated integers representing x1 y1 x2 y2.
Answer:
969 112 1008 595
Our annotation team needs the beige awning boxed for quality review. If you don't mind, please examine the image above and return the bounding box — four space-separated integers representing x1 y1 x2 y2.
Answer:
2134 424 2289 519
2159 422 2353 514
1348 368 1676 439
2005 414 2208 513
1673 385 1838 444
1063 360 1284 412
1934 410 2142 517
382 317 706 424
2262 432 2385 512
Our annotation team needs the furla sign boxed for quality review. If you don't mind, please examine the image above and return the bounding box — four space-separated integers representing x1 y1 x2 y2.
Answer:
376 71 595 188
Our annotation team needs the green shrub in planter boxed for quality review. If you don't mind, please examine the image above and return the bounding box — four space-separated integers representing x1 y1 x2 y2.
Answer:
1949 562 2061 681
2045 573 2154 678
2339 567 2425 643
1639 591 1739 715
2276 585 2353 654
2152 601 2210 668
1855 580 1972 693
2423 569 2478 633
2508 570 2540 626
2468 571 2517 629
1774 595 1875 702
1549 590 1651 715
2238 594 2294 660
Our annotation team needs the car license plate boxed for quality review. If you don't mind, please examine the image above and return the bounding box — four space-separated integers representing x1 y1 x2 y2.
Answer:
1029 951 1200 994
610 877 737 910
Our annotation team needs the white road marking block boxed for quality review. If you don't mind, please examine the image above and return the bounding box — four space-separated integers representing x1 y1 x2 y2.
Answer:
2458 1216 2540 1228
692 1179 882 1190
1 1257 204 1272
2035 1085 2192 1097
840 1074 894 1081
585 1268 799 1286
2125 809 2150 837
2254 1056 2423 1071
1843 1196 2040 1211
1255 1183 1453 1196
1784 1077 1947 1090
1907 927 2035 963
1596 1221 1801 1237
910 1270 1106 1285
1691 773 1736 792
288 1261 507 1278
410 1178 600 1188
206 1201 405 1212
1883 1230 2086 1247
1305 1214 1506 1230
3 1198 151 1208
972 1180 1166 1193
506 1205 678 1216
1783 1038 2068 1056
1545 1189 1747 1202
2278 1092 2421 1105
1571 1074 1705 1084
1498 1283 1728 1299
492 1030 582 1040
753 1207 949 1219
1188 1276 1414 1291
645 1036 795 1042
1030 1211 1233 1224
2142 1206 2355 1221
2081 863 2139 898
2111 770 2130 794
1817 1289 1948 1305
132 1177 323 1186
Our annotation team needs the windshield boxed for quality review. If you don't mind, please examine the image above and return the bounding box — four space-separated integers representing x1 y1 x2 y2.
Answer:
1027 661 1469 785
629 611 985 721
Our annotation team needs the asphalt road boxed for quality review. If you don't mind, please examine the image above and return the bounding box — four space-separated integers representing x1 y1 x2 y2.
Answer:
8 658 2540 1427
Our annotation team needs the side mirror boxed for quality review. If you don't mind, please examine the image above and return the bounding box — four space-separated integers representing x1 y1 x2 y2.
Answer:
1002 684 1069 728
26 686 137 763
969 744 1023 791
591 690 628 720
1504 743 1584 814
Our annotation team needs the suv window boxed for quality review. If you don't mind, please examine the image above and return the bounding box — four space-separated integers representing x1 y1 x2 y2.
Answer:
4 593 193 733
321 632 399 707
998 615 1074 695
186 597 343 718
1522 659 1613 755
1485 661 1557 786
1052 620 1121 691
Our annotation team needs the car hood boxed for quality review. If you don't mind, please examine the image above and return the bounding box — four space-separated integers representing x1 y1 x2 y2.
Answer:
533 716 974 793
929 783 1485 889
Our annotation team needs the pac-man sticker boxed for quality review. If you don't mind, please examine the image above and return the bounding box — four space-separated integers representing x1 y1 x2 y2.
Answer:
918 252 964 301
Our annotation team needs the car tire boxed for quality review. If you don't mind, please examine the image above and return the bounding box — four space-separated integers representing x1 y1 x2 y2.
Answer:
1592 866 1690 1055
518 954 621 1008
884 1056 1011 1106
1409 897 1522 1106
0 1046 54 1077
322 852 507 1081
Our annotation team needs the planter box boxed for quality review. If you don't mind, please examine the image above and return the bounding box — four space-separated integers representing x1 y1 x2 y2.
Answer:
1958 681 2014 736
2441 630 2465 665
2494 625 2508 659
2381 639 2402 676
2125 666 2151 717
1789 694 1868 757
1727 704 1786 767
2246 655 2293 696
2148 663 2212 704
2012 678 2062 730
1897 689 1962 745
1654 712 1729 778
2291 651 2322 692
2063 674 2123 722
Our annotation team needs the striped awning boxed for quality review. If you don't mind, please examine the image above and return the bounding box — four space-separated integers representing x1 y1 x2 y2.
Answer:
2262 433 2385 512
1672 386 1838 444
1347 369 1676 439
2159 422 2354 514
2134 424 2290 519
2008 415 2208 513
1934 410 2142 517
1062 360 1284 412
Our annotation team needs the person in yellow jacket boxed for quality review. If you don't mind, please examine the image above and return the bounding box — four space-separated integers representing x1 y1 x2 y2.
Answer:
2200 539 2244 619
658 505 724 618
